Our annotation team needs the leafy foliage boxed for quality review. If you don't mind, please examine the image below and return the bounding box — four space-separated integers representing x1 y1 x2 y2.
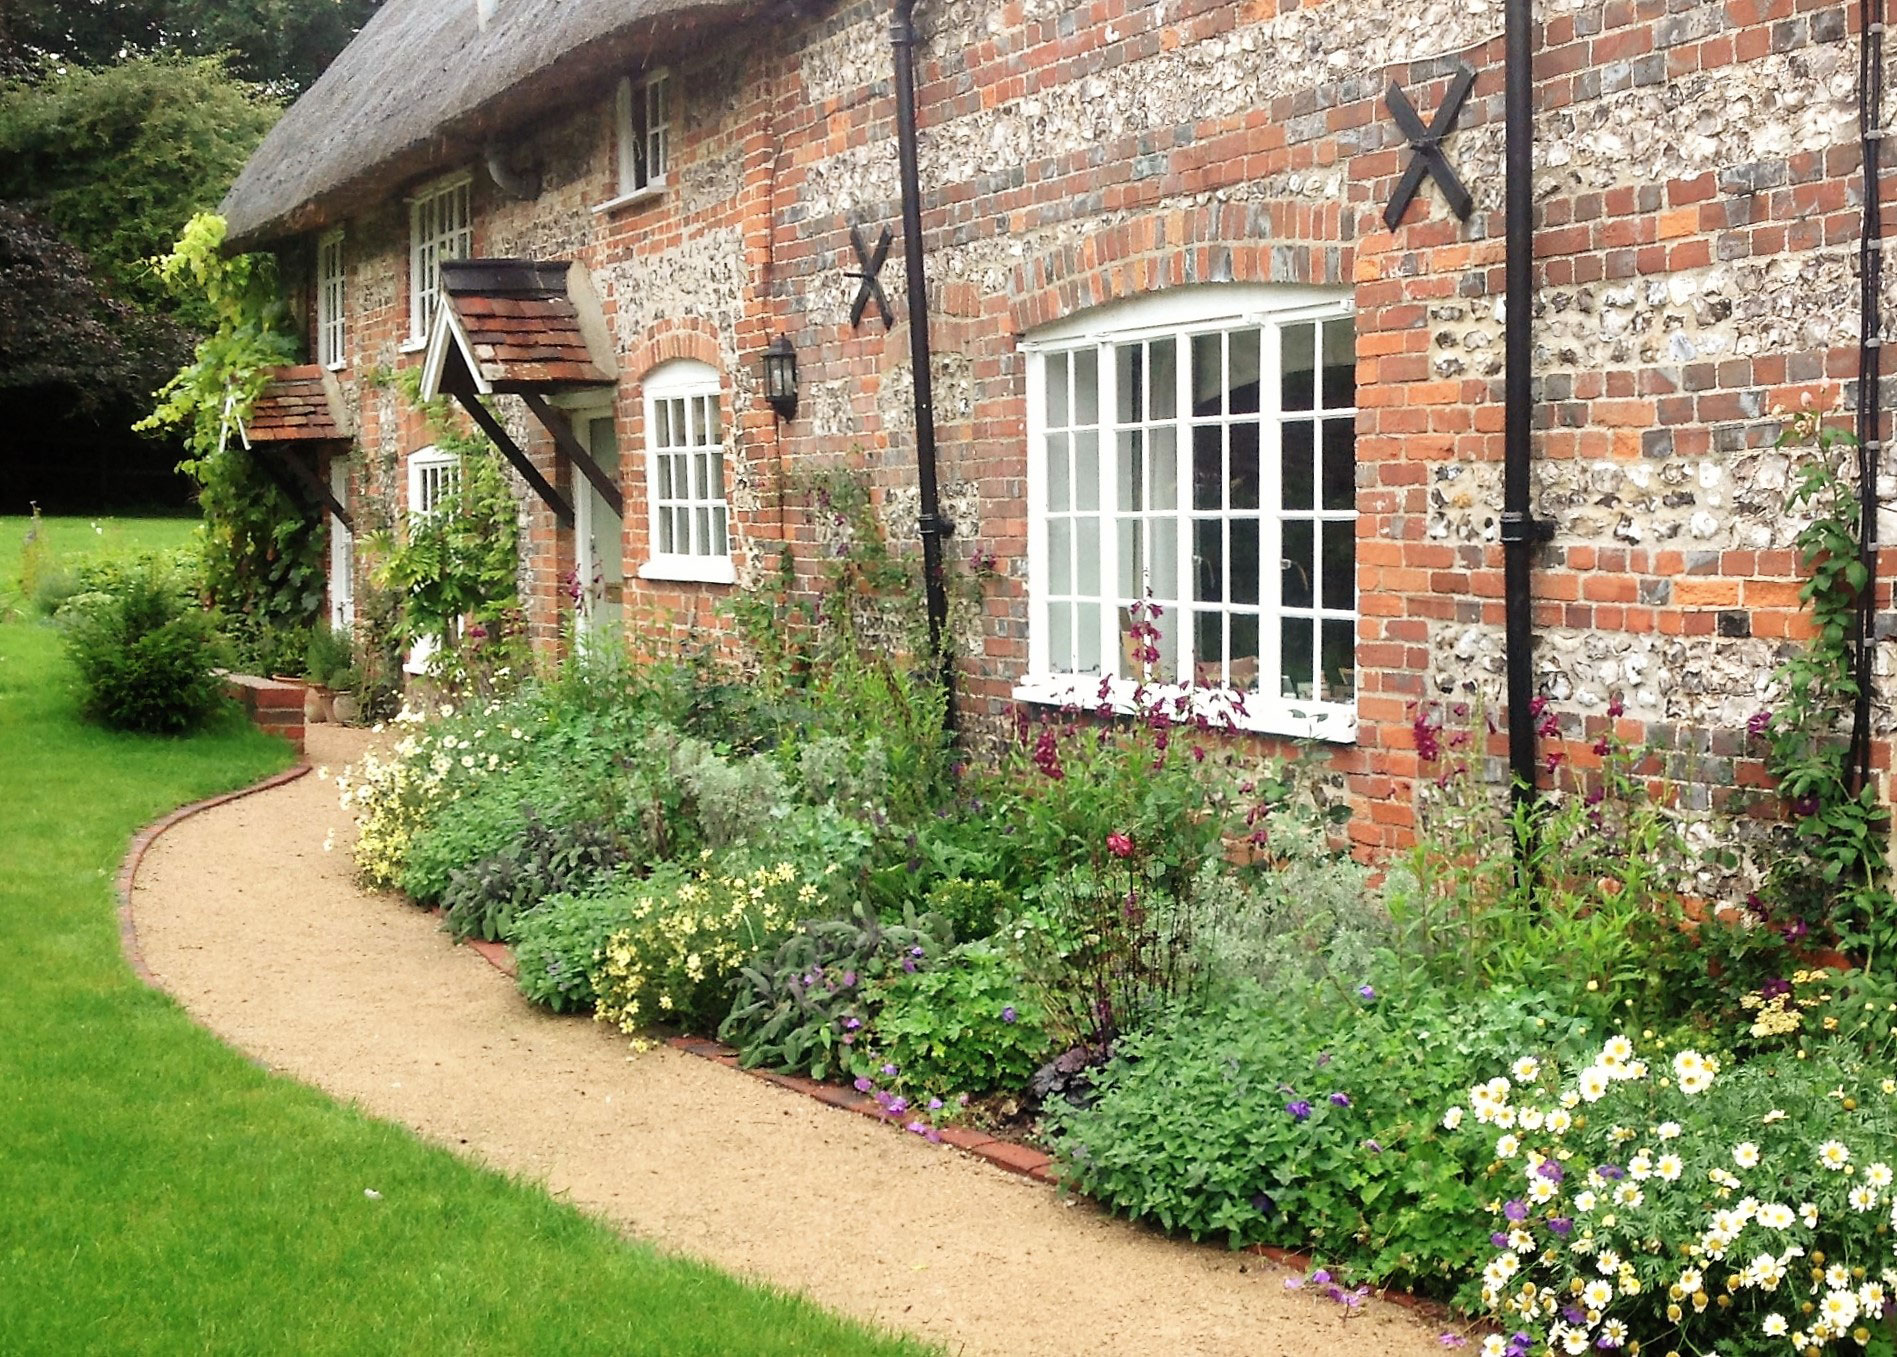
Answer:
1753 413 1895 964
511 884 646 1014
720 906 949 1082
140 213 319 662
869 941 1052 1098
0 56 279 318
441 811 631 944
59 563 226 733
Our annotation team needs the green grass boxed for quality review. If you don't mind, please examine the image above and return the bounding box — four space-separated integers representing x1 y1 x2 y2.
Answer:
0 513 202 615
0 611 929 1353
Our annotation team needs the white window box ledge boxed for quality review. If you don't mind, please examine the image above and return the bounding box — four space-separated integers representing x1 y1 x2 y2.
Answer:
398 337 428 354
1011 673 1357 744
639 555 736 585
592 184 666 216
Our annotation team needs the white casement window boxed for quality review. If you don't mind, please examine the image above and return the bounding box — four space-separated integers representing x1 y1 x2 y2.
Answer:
616 70 670 197
404 448 462 673
408 174 472 344
317 227 346 370
639 360 733 584
1019 285 1359 741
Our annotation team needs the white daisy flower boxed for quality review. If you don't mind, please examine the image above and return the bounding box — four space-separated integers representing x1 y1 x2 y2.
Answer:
1443 1106 1465 1131
1656 1121 1683 1140
1868 1163 1893 1188
1733 1142 1760 1169
1656 1154 1683 1182
1577 1067 1611 1102
1819 1140 1852 1171
1513 1056 1541 1082
1761 1312 1789 1337
1850 1185 1879 1212
1496 1134 1520 1159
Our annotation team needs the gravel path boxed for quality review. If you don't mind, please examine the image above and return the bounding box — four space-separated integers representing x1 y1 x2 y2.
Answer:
128 724 1457 1357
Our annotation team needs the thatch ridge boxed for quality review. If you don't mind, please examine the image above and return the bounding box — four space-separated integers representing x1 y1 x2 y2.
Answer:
220 0 754 250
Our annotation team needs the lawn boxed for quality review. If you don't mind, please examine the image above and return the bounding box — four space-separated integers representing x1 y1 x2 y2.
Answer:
0 512 201 614
0 548 928 1353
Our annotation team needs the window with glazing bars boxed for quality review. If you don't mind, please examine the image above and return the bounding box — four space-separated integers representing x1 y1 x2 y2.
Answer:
617 71 670 195
408 177 471 342
317 228 346 369
1027 289 1357 734
645 381 727 561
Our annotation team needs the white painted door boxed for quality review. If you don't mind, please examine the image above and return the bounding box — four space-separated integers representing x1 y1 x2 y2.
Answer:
329 458 355 631
571 413 624 645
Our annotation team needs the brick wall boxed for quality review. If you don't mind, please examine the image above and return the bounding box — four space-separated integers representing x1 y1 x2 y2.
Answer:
296 0 1894 872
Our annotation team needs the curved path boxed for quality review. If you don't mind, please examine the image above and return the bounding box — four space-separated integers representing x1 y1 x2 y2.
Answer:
128 724 1455 1357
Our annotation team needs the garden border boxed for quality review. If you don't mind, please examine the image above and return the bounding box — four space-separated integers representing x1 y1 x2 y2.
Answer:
116 764 312 986
113 765 1460 1331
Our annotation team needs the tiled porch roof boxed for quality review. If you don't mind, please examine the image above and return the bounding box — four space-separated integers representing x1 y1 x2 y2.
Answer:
427 259 614 395
243 365 351 442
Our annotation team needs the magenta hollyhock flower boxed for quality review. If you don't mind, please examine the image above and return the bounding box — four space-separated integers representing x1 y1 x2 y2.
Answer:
1106 831 1135 858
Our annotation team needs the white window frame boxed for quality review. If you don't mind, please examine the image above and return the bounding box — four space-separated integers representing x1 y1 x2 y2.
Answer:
594 70 671 214
404 447 462 673
1018 284 1359 743
406 173 472 348
638 360 734 585
329 457 355 630
317 227 347 371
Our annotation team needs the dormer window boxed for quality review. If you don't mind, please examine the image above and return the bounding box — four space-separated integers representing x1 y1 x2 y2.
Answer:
408 173 472 345
606 71 669 206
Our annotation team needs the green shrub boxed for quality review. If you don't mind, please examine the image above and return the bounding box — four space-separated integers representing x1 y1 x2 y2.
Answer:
400 760 623 905
60 566 227 733
920 876 1010 942
1046 983 1592 1298
305 622 355 688
869 940 1051 1097
512 881 654 1013
721 905 950 1082
440 810 631 942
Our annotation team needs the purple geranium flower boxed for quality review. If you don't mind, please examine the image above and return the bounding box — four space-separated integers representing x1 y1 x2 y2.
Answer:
1286 1100 1313 1122
1357 984 1376 1001
1537 1161 1564 1183
853 1076 873 1093
1548 1217 1574 1238
1001 1005 1018 1024
1329 1092 1351 1108
1491 1232 1510 1249
881 1063 898 1077
1597 1164 1625 1182
1503 1199 1528 1222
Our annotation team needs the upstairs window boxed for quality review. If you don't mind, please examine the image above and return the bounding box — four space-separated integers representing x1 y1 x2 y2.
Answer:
639 359 732 585
407 447 460 519
1020 285 1358 741
408 174 471 344
615 70 671 197
317 227 346 369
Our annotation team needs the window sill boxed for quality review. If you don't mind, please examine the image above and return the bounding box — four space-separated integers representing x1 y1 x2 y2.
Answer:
591 184 666 216
638 555 735 585
325 360 348 373
398 337 427 355
1011 674 1357 744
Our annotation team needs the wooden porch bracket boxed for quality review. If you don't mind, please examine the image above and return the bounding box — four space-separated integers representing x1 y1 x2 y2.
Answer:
447 385 575 527
254 444 354 533
521 392 624 517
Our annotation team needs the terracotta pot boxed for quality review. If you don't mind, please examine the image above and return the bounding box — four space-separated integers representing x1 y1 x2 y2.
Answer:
331 692 360 725
303 684 335 724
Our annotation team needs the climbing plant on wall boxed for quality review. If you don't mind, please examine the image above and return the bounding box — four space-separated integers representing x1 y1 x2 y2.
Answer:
363 367 524 692
138 212 323 663
1755 410 1894 963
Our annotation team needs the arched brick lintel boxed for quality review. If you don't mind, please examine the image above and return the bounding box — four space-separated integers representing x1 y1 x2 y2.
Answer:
1006 205 1356 335
627 319 725 384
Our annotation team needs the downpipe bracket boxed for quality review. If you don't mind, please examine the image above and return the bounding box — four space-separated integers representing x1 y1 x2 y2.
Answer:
1500 511 1556 546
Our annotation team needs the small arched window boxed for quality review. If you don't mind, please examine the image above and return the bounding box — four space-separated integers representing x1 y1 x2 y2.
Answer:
639 359 732 585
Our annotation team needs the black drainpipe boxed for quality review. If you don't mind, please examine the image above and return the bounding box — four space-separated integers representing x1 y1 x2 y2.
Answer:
1851 0 1884 796
1501 0 1550 813
892 0 954 722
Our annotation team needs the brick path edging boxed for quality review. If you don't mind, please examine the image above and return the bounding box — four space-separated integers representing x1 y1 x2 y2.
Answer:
115 764 313 986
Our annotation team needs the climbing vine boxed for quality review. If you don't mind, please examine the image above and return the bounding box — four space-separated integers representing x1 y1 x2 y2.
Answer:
1757 410 1894 962
138 212 322 664
362 367 524 692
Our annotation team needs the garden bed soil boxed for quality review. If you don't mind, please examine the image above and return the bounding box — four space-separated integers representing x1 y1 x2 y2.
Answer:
125 725 1456 1357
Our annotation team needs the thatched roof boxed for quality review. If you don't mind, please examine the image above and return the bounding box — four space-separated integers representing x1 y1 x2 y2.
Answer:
220 0 759 250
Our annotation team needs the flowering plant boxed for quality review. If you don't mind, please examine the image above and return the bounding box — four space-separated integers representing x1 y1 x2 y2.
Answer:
1450 1034 1897 1356
594 859 809 1037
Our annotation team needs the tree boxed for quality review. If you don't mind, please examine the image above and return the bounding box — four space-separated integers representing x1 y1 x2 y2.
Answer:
0 54 281 318
0 0 380 94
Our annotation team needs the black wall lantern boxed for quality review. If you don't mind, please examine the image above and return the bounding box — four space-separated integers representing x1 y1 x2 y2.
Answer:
762 335 799 421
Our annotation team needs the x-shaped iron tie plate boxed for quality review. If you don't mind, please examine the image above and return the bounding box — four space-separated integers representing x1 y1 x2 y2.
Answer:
848 224 895 329
1383 64 1477 229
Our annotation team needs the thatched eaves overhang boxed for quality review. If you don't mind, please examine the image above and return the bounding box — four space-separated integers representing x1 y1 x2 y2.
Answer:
219 0 763 252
